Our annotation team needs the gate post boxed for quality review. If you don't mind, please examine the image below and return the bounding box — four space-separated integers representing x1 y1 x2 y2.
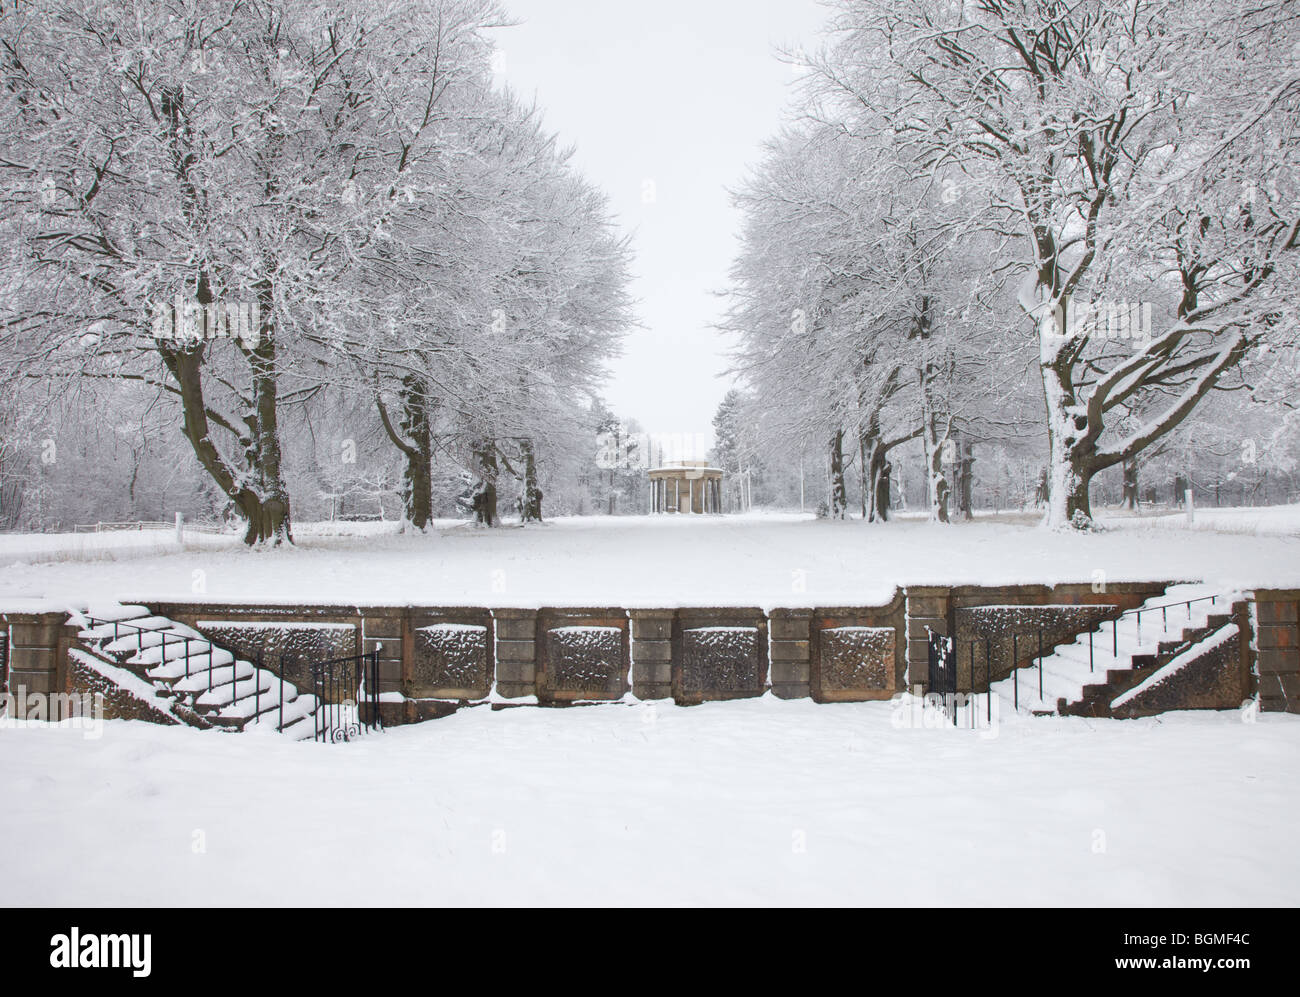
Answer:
906 586 951 695
361 608 404 726
2 610 70 718
1254 589 1300 713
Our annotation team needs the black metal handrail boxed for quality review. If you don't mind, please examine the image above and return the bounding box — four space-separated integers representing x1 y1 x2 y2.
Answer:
79 613 198 685
1106 593 1223 657
80 614 267 723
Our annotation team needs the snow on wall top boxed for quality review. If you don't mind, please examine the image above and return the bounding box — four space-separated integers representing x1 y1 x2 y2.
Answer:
197 620 355 630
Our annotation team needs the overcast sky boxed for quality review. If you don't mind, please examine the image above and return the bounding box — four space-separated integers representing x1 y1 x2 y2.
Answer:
492 0 829 456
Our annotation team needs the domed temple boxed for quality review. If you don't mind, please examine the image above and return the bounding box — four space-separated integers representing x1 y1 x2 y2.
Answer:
648 460 723 513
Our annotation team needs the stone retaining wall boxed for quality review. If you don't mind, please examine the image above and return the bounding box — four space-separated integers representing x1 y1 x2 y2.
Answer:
4 582 1293 721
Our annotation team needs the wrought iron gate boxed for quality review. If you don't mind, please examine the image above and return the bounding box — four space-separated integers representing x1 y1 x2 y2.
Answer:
311 650 382 743
926 629 957 725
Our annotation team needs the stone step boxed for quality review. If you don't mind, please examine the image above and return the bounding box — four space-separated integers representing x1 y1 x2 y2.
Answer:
194 668 281 712
278 714 319 741
148 648 237 682
71 605 347 740
168 659 256 694
243 694 320 734
994 586 1234 715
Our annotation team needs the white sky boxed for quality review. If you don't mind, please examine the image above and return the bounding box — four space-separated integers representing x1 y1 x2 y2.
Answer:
492 0 829 455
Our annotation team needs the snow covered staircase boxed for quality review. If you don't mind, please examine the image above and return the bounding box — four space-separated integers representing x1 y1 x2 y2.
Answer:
72 604 320 739
990 585 1240 717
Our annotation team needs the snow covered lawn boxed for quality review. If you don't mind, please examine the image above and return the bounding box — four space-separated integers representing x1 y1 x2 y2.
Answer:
2 509 1299 609
1 698 1295 906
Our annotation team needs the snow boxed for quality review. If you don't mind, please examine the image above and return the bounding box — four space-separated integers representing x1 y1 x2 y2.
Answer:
0 699 1295 905
0 528 236 565
196 621 356 630
1102 503 1300 537
3 509 1298 611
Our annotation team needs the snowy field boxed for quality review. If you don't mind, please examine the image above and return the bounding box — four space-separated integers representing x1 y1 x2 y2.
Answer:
2 507 1299 610
0 526 236 565
1 698 1296 906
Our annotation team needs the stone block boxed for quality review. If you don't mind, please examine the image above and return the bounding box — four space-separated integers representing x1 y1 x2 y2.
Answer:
629 610 675 641
813 625 895 701
770 660 810 684
495 639 535 663
362 616 403 639
6 646 55 674
8 619 63 648
1256 624 1294 650
1256 600 1298 624
409 614 492 700
769 639 810 663
632 641 672 663
494 611 538 641
6 669 55 695
1257 647 1300 675
537 610 630 702
673 612 767 703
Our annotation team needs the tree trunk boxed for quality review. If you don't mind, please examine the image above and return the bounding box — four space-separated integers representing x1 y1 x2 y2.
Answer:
1121 456 1139 510
875 456 892 522
916 294 950 523
472 440 498 527
160 337 290 547
862 428 890 523
958 438 974 521
376 375 434 530
521 439 543 522
398 376 433 530
158 85 291 546
1041 355 1095 529
858 429 870 520
924 429 951 523
241 282 292 545
828 429 847 519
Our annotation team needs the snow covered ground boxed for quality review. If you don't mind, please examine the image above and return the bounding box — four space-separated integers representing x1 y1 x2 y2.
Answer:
1 698 1295 905
2 508 1298 610
0 526 237 565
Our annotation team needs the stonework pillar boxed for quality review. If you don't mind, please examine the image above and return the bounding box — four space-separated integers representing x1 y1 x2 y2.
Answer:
494 608 538 699
630 609 674 699
360 609 405 720
768 608 812 699
905 586 952 693
1254 590 1299 713
3 610 64 696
